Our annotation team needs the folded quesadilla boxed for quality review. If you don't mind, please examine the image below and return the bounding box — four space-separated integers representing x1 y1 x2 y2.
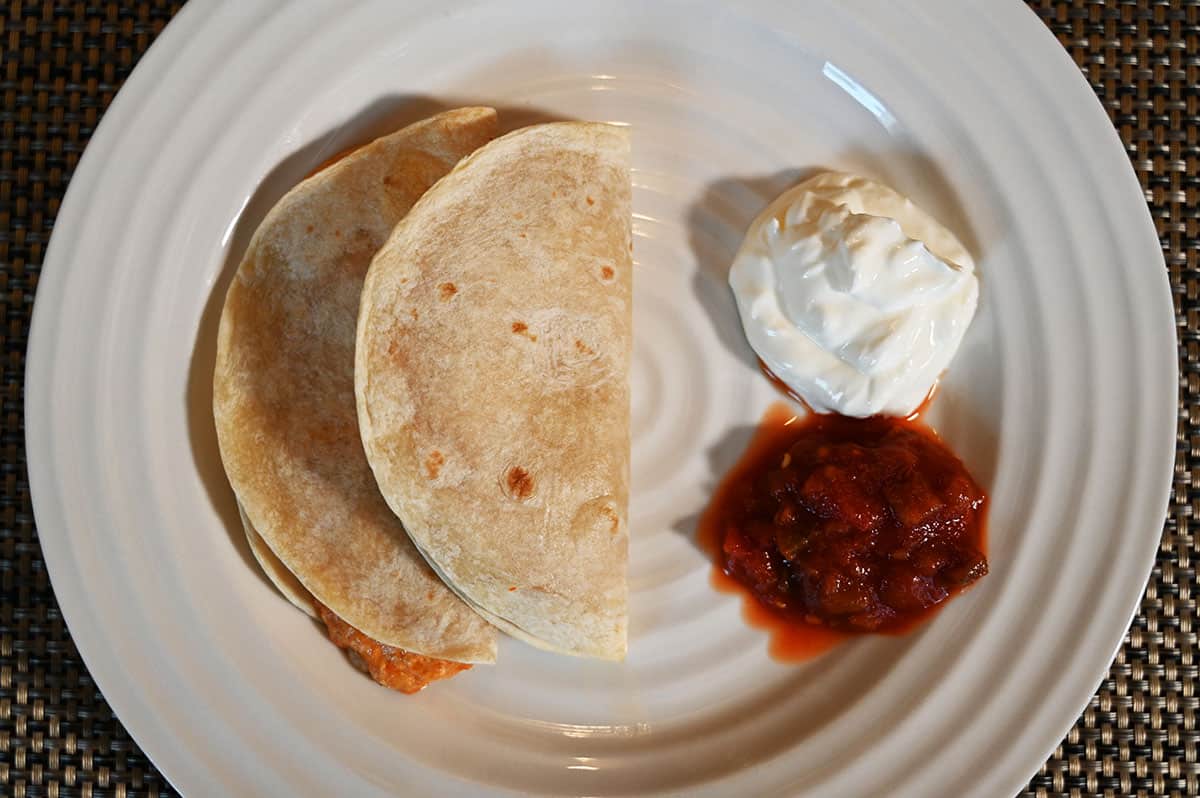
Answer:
355 122 632 660
213 108 500 691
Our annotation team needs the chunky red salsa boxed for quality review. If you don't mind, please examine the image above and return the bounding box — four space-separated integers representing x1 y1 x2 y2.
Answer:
700 404 987 644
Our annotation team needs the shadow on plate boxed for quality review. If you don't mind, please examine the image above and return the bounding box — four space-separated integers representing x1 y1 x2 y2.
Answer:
184 94 575 590
669 421 758 555
685 170 811 373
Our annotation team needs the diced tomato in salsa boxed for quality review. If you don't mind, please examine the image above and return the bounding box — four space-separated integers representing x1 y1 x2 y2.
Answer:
708 409 988 634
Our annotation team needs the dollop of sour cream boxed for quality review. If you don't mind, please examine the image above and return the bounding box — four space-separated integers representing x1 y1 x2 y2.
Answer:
728 171 978 417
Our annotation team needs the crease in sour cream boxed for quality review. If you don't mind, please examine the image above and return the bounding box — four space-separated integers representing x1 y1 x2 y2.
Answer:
728 171 978 418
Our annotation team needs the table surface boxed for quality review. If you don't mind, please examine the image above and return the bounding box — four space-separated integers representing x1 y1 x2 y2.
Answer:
1 1 1196 796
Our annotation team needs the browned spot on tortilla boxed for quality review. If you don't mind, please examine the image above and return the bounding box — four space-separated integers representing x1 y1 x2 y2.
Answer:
315 601 469 694
551 190 558 198
601 266 614 280
511 321 538 341
426 590 434 600
386 337 405 365
518 232 527 239
505 466 535 500
586 196 594 206
514 212 524 220
410 308 419 321
574 339 595 356
440 282 457 300
601 506 620 534
508 586 518 592
306 224 314 233
425 450 444 480
334 229 342 238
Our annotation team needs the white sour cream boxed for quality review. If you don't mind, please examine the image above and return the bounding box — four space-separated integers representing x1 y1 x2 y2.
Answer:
728 171 978 417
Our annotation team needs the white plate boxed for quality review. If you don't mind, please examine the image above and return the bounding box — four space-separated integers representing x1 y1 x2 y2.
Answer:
25 1 1176 796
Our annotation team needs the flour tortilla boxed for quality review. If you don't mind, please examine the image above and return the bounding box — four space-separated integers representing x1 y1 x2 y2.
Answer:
239 504 316 618
355 123 632 660
213 108 499 663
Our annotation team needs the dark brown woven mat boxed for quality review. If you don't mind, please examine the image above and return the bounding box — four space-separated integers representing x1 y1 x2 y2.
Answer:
0 1 1194 796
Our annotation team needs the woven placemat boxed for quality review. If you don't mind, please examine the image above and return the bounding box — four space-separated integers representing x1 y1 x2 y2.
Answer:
0 1 1194 796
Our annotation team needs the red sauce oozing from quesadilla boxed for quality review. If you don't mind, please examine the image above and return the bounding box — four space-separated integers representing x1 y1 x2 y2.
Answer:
314 602 470 693
698 404 988 661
